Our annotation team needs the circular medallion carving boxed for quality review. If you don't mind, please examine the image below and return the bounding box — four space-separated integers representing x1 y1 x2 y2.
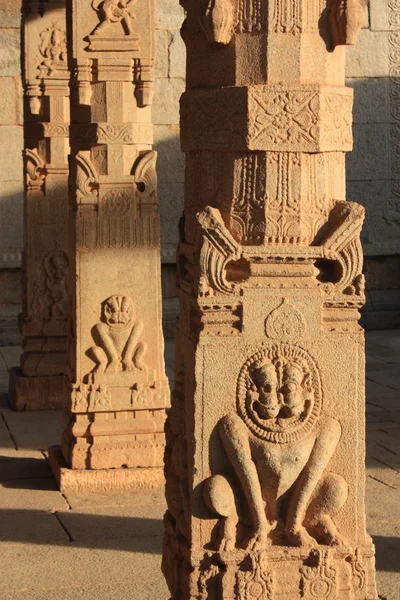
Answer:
265 299 307 339
101 190 131 217
237 343 322 444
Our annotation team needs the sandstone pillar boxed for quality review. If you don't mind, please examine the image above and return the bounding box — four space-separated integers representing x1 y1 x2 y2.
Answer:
49 0 169 492
163 1 378 598
10 0 70 411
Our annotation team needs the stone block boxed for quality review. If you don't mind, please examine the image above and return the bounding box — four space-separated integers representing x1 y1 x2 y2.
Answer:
346 29 389 78
155 29 168 78
153 77 185 125
169 29 186 78
347 124 390 181
154 124 184 183
347 78 390 124
155 0 185 29
0 0 22 27
0 133 23 184
0 78 20 125
48 446 165 493
0 30 21 77
369 0 389 31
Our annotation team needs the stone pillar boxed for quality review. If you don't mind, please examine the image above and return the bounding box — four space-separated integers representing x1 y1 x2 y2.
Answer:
10 0 70 411
48 0 169 492
163 1 378 599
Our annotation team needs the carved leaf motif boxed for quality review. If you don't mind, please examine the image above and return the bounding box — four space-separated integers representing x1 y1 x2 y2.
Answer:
134 150 157 197
237 553 274 600
265 299 307 339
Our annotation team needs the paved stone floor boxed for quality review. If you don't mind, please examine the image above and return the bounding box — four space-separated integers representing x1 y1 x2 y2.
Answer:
0 332 399 599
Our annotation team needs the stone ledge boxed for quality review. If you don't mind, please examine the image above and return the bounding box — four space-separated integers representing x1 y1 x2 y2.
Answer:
48 446 165 493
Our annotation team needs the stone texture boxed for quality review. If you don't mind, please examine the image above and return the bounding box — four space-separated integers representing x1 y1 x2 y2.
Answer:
0 78 21 125
11 0 71 411
49 447 165 493
155 0 185 29
0 30 21 77
0 0 22 28
57 0 169 483
163 3 377 600
346 29 389 78
153 77 185 125
347 124 390 181
0 127 23 182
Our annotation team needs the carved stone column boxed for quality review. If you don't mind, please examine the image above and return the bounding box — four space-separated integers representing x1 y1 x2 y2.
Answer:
9 0 70 411
48 0 169 491
163 1 378 599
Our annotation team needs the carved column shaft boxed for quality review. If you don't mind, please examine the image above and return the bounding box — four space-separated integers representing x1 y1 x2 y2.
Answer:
10 0 70 411
163 0 378 599
49 0 169 489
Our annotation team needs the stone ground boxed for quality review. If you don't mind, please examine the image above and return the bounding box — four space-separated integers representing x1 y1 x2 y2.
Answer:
0 332 399 599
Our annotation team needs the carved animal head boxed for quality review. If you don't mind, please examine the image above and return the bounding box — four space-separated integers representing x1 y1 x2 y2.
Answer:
102 295 134 327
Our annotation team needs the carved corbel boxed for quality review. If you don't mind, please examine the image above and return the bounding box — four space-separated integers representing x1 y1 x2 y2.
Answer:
196 206 242 297
328 0 365 47
199 0 235 45
76 151 98 206
320 201 365 302
134 150 157 197
25 149 46 192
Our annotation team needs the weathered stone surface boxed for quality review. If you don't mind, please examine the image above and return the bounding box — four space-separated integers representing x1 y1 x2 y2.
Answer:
346 29 389 78
155 0 184 29
57 0 169 480
163 2 377 600
348 123 390 180
153 77 185 125
0 30 20 77
0 127 23 182
0 78 21 125
347 78 390 124
0 0 22 28
155 30 169 78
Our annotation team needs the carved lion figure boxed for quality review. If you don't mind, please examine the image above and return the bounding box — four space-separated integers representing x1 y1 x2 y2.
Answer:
204 346 348 551
88 294 146 374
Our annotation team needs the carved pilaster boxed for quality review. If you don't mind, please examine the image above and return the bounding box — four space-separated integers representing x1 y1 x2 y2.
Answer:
10 0 70 411
163 0 378 599
49 0 168 490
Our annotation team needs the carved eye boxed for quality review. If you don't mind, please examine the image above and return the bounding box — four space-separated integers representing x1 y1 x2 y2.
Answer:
263 384 272 393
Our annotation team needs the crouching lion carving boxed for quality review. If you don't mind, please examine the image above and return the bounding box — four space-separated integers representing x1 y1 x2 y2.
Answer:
88 295 146 374
204 344 348 551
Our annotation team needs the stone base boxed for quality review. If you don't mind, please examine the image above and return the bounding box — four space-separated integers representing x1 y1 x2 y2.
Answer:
8 367 67 411
48 445 165 493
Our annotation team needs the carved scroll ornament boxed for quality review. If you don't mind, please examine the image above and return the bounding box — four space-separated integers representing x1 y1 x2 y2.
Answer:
196 206 242 296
